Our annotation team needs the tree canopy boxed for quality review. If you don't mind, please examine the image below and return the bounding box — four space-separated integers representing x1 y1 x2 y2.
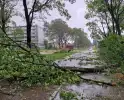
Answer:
85 0 124 39
44 19 91 48
0 0 18 32
44 19 70 48
70 28 91 48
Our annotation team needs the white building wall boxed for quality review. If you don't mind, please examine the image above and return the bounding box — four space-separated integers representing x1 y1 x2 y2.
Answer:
7 25 45 48
37 25 45 48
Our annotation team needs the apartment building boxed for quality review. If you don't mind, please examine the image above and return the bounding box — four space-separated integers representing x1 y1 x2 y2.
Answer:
7 25 45 48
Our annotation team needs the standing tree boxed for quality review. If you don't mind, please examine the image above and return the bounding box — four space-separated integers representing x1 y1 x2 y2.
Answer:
85 0 111 38
70 28 91 48
86 22 103 40
104 0 124 35
43 21 50 37
44 19 70 48
0 0 18 32
22 0 76 48
85 0 124 39
12 28 24 42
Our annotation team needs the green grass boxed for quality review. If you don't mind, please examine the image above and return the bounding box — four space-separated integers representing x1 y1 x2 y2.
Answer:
45 51 76 61
43 48 88 61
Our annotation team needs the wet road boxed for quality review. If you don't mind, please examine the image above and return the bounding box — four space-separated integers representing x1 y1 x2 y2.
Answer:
53 49 124 100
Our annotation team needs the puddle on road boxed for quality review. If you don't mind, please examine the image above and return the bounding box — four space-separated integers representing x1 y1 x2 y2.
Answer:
55 57 104 70
70 51 97 59
54 83 124 100
55 50 101 69
54 50 124 100
71 54 97 59
55 59 80 67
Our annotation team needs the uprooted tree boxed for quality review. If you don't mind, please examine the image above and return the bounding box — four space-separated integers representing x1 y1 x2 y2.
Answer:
0 0 80 88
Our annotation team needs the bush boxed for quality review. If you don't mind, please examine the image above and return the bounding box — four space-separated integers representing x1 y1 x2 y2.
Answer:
98 34 124 66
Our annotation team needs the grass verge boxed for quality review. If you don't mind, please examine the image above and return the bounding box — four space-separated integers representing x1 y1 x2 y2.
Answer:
44 51 76 61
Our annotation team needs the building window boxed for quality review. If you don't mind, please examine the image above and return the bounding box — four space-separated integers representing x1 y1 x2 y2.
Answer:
32 36 36 38
32 32 35 35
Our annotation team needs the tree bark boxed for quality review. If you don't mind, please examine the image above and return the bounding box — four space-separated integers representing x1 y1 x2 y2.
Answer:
0 0 6 32
104 11 111 35
27 24 32 48
105 0 122 35
23 0 32 48
115 19 121 35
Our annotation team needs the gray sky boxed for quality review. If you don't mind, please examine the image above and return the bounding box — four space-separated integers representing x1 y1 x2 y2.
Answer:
12 0 92 41
47 0 87 28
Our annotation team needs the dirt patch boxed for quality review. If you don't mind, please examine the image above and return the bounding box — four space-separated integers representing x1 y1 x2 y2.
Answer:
0 80 57 100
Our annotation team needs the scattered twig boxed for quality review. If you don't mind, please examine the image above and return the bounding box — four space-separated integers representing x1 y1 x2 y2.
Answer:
49 85 62 100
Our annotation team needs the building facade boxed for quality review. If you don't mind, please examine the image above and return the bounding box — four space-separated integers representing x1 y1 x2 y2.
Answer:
7 25 45 48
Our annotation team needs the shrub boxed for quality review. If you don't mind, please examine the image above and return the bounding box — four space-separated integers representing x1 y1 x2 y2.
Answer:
98 34 124 66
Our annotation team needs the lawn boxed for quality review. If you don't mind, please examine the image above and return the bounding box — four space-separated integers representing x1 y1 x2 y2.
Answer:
44 51 76 61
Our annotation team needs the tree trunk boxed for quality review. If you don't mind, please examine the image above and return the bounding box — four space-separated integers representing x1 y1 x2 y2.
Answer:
58 39 61 49
104 11 111 34
23 0 32 48
115 20 121 35
111 17 116 34
64 40 67 47
1 0 6 33
27 24 31 48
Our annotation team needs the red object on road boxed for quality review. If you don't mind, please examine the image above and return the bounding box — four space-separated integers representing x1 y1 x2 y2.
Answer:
65 44 74 50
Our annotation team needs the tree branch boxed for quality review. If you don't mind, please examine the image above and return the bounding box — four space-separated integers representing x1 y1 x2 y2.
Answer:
30 0 37 24
29 0 52 16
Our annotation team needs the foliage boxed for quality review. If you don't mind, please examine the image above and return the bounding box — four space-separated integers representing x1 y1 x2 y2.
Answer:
44 19 70 48
0 41 80 87
12 28 24 41
0 0 18 32
85 0 110 39
44 20 91 49
85 0 124 39
98 34 124 66
104 0 124 35
60 91 78 100
70 28 91 48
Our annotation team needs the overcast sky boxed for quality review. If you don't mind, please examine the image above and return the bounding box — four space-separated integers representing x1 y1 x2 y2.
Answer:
12 0 92 41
